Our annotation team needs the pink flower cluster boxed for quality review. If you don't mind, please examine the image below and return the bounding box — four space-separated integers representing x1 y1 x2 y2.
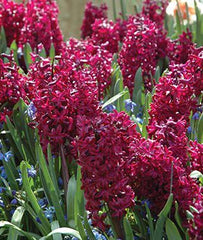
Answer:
127 138 199 220
77 111 140 230
0 57 26 122
81 1 107 39
91 18 120 54
118 15 168 94
27 39 113 156
0 0 63 54
142 0 169 26
0 0 25 46
147 47 203 235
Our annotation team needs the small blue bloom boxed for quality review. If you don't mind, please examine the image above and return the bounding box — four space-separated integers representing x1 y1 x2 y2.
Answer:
27 165 37 178
26 102 36 120
58 177 63 188
10 198 18 205
12 190 16 196
4 151 13 162
141 199 151 209
44 206 55 222
16 172 22 186
0 152 4 161
10 208 15 216
187 126 192 134
36 216 42 224
104 104 116 112
125 99 137 112
0 167 7 179
0 197 4 208
192 112 200 120
92 230 107 240
38 198 48 209
0 187 5 193
0 143 2 149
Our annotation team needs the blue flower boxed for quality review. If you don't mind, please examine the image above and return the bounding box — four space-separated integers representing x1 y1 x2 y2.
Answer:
0 152 4 161
92 230 107 240
0 197 5 208
104 104 116 112
192 112 200 120
16 172 22 186
27 165 37 178
26 102 36 120
10 208 15 216
0 166 7 179
125 99 137 112
12 190 16 196
10 198 18 205
187 126 192 134
38 198 48 209
36 217 42 224
44 206 55 222
58 177 63 188
4 151 13 162
0 143 2 149
0 187 6 193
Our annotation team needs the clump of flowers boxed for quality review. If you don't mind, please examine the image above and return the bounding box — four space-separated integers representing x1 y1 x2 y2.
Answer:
26 44 107 157
128 138 199 223
0 0 63 54
188 141 203 172
77 111 140 230
0 0 25 46
81 1 107 39
65 38 113 99
19 0 63 55
91 18 120 54
189 189 203 240
118 15 168 95
167 29 195 64
0 57 26 122
142 0 169 26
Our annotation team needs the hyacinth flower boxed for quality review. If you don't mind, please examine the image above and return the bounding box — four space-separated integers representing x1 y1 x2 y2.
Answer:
0 57 27 122
90 18 120 54
0 0 25 46
142 0 169 26
0 0 63 54
81 1 107 39
127 138 200 227
77 111 141 237
118 15 169 95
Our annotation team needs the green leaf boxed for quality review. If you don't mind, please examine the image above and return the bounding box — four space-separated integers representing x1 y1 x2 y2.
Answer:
175 201 184 233
77 215 88 240
67 175 77 227
49 43 55 61
0 221 40 240
8 206 25 240
102 87 128 109
35 142 66 227
197 112 203 143
0 27 7 53
74 166 85 227
23 43 33 69
123 217 134 240
165 218 182 240
51 221 63 240
153 194 173 240
39 228 81 240
190 170 203 179
83 212 96 240
21 161 51 234
145 203 154 240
